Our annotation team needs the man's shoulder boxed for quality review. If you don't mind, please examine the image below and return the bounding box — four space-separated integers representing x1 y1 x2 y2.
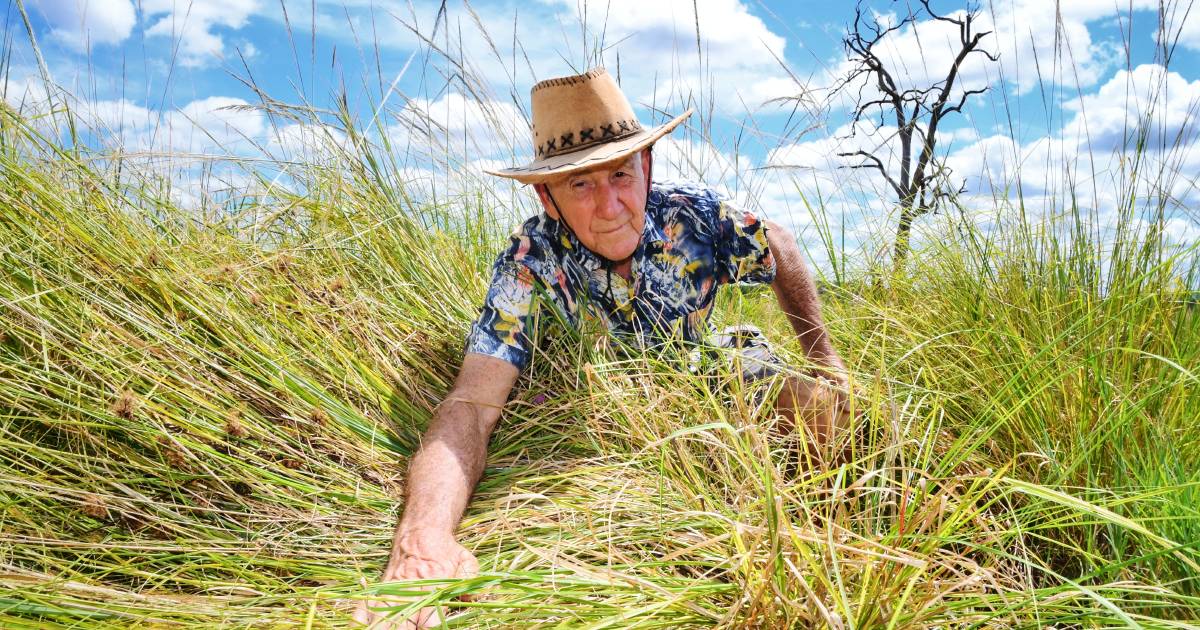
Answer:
649 179 726 231
650 179 724 206
510 211 557 240
493 212 563 275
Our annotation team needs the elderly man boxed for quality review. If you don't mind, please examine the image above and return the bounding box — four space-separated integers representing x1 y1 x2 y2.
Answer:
355 67 849 628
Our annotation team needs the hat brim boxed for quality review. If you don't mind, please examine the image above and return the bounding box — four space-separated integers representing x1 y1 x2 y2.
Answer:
484 109 693 184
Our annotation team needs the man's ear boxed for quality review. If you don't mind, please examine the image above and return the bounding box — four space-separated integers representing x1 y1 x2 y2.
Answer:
534 183 560 219
641 147 653 183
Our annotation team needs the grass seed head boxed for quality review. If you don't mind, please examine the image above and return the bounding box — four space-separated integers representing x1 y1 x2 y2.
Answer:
308 407 330 426
157 435 187 470
110 390 138 419
271 254 293 273
81 493 109 520
225 410 248 438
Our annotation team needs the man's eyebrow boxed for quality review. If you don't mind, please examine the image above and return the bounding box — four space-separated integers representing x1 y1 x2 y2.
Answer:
562 157 637 182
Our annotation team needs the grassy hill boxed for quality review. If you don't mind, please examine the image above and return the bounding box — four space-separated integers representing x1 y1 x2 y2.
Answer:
1 102 1199 627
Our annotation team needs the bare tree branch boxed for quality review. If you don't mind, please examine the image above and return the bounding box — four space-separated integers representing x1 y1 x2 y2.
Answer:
944 86 989 115
837 149 904 197
831 0 998 270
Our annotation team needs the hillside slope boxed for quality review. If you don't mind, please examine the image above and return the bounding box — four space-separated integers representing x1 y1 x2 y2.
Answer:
2 110 1198 627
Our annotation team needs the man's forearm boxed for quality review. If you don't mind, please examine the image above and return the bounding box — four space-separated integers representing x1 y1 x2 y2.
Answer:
767 223 844 371
393 399 492 542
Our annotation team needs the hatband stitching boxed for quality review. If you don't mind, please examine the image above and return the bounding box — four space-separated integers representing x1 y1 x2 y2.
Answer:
495 113 689 175
540 119 642 158
531 67 608 92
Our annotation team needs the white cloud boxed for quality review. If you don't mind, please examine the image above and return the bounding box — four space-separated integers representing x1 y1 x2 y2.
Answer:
763 60 1200 262
142 0 262 67
647 136 863 264
157 164 257 210
939 126 981 146
78 97 155 135
1061 64 1200 152
74 95 266 156
944 64 1200 209
1 72 58 112
776 62 1200 204
944 133 1022 193
762 118 913 266
766 118 907 202
1164 217 1200 244
942 64 1200 247
170 96 265 149
397 158 524 207
825 0 1163 108
12 91 270 211
837 7 991 98
388 92 528 158
565 0 786 70
986 0 1154 93
652 136 744 186
268 123 349 161
445 0 796 113
29 0 136 49
292 0 798 117
606 0 792 111
1166 2 1200 51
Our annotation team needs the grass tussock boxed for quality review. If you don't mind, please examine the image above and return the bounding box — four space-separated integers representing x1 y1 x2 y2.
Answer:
0 92 1198 629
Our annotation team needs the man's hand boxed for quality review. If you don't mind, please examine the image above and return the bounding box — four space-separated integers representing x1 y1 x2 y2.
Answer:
353 531 479 629
357 355 516 628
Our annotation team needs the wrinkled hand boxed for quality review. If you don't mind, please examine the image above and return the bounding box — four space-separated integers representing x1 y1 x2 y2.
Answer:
353 532 479 629
819 374 853 429
814 363 854 421
816 367 868 468
776 364 856 461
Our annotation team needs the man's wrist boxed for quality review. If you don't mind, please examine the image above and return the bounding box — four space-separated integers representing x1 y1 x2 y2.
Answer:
385 527 452 572
395 523 460 553
810 358 848 386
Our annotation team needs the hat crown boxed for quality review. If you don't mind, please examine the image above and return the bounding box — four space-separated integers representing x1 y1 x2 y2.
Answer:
530 68 644 161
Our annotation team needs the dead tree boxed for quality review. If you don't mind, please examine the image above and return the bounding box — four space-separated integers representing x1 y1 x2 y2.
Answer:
837 0 998 270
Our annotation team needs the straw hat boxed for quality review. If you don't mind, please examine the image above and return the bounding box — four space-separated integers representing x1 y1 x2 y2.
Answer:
485 67 692 184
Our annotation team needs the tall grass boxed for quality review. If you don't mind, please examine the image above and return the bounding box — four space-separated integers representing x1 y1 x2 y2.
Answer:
2 2 1200 627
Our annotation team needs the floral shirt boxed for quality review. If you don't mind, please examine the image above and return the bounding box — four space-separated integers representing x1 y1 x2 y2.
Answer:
464 180 776 370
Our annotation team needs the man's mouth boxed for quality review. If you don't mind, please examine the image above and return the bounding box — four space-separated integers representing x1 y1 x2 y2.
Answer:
593 222 628 235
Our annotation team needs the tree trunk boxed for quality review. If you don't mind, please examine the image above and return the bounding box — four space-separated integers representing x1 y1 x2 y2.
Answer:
893 207 915 272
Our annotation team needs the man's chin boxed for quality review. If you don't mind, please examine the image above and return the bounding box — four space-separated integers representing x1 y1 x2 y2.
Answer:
594 241 637 262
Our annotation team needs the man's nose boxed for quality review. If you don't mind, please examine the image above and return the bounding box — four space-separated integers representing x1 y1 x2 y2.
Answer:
593 181 623 220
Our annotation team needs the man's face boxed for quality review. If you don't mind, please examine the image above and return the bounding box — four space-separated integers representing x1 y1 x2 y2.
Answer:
535 149 652 262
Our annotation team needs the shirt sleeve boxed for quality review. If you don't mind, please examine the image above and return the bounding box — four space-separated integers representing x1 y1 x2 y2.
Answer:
463 229 553 371
714 197 776 285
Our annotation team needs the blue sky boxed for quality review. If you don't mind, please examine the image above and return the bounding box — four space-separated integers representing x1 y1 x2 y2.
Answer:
6 0 1200 267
